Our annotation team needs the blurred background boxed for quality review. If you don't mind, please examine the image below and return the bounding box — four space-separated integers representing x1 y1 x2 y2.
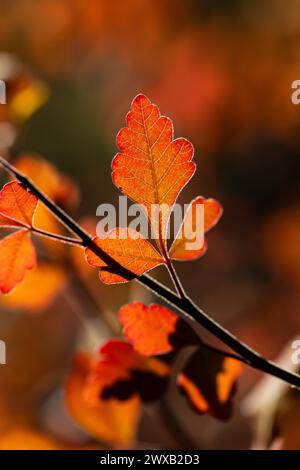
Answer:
0 0 300 450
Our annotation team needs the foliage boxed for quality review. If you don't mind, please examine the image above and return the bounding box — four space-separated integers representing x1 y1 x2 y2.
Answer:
0 94 241 448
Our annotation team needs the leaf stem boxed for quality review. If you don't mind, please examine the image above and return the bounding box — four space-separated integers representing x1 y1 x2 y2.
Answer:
166 260 185 299
160 241 186 299
31 226 83 245
1 155 300 388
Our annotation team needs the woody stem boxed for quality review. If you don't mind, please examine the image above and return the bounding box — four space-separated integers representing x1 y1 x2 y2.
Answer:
1 155 300 388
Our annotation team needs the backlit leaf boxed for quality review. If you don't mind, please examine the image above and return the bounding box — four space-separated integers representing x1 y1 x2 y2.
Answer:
85 228 165 284
65 351 141 446
169 197 222 261
0 230 36 294
14 155 80 255
15 154 79 211
119 302 242 419
119 301 197 355
112 94 195 248
84 340 169 405
178 349 242 420
0 181 38 228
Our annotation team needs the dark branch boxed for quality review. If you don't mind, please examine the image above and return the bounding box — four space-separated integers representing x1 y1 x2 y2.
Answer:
1 155 300 388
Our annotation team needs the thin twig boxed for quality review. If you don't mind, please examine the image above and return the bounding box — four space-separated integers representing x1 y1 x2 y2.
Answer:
1 155 300 388
31 226 83 245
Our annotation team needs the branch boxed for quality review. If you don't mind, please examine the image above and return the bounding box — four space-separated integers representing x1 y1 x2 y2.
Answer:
1 155 300 388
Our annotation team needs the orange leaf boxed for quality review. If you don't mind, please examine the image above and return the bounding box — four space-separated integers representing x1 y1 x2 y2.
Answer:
85 228 164 284
1 264 66 312
0 230 36 294
15 154 79 211
112 94 195 247
84 340 169 405
119 302 242 419
169 196 222 261
119 302 197 356
14 155 80 256
203 198 223 233
178 349 242 420
0 181 38 228
65 351 141 446
15 154 65 201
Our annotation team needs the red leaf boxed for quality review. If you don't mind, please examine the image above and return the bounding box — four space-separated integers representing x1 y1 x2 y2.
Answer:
119 301 242 419
83 340 169 405
85 228 165 284
0 230 36 294
15 154 79 211
203 198 223 232
112 94 195 247
0 181 38 228
119 302 197 355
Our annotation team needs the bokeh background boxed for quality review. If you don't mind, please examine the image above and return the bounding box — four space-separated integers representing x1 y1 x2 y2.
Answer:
0 0 300 450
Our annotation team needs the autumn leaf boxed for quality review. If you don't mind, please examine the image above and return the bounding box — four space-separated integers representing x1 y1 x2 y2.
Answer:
178 350 242 420
119 302 197 355
65 351 141 446
85 228 165 284
0 157 79 307
14 155 79 253
85 340 169 404
119 302 242 419
0 181 38 294
66 342 169 442
85 96 222 286
112 94 195 248
15 154 79 212
0 298 84 437
0 230 36 294
202 198 223 232
1 264 66 312
169 196 223 261
0 181 38 228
